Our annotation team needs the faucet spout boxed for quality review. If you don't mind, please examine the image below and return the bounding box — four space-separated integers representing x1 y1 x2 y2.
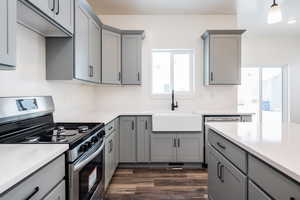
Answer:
171 90 178 111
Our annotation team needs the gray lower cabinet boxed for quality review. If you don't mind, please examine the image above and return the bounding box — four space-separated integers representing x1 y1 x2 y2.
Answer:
119 117 137 162
137 116 151 162
248 181 271 200
248 155 300 200
151 134 176 162
176 134 203 162
121 34 142 85
114 118 120 167
43 180 66 200
102 28 121 84
151 133 203 163
208 145 247 200
202 30 245 85
0 0 16 69
0 155 65 200
105 131 115 190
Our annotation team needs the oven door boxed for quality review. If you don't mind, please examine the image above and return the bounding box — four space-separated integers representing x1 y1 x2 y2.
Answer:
69 143 105 200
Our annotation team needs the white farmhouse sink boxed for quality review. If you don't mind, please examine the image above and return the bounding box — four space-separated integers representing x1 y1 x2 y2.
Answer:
152 112 202 132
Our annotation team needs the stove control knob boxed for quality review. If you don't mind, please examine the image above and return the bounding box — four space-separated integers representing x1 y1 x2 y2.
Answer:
79 144 88 153
86 141 92 148
91 136 99 144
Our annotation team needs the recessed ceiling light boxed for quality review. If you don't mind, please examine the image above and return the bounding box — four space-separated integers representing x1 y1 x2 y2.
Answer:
288 19 297 24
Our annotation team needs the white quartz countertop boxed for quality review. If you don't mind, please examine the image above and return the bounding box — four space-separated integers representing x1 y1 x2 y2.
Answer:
206 121 300 183
0 144 68 195
57 111 254 124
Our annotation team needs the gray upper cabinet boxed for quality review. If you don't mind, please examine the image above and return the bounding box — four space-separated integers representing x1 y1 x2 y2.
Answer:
53 0 74 33
202 30 246 85
0 0 16 69
120 117 137 163
137 116 151 162
17 0 73 36
122 34 143 85
88 19 101 83
74 5 89 81
176 133 203 163
102 28 121 84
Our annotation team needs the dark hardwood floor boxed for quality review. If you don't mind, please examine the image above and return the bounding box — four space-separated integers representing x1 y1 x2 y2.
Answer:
104 168 208 200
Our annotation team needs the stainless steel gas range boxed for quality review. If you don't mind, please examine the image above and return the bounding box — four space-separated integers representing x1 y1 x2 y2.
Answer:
0 96 105 200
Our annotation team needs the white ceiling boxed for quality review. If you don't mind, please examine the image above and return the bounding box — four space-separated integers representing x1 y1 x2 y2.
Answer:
237 0 300 35
87 0 237 15
87 0 300 35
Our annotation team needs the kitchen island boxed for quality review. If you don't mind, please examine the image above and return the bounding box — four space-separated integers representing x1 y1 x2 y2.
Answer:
206 121 300 200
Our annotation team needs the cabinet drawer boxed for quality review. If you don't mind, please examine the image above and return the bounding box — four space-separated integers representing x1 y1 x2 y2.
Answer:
0 154 65 200
208 129 247 173
248 181 271 200
248 155 300 200
105 120 116 137
43 180 66 200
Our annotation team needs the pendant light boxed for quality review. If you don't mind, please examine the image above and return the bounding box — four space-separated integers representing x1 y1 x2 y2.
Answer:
268 0 282 24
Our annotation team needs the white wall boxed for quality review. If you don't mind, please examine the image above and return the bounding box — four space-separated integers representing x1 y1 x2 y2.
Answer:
96 15 239 112
242 35 300 122
0 25 98 121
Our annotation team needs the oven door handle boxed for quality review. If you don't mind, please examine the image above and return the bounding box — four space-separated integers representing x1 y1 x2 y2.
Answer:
74 143 104 172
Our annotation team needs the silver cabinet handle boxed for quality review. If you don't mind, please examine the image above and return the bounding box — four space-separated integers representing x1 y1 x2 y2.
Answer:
118 72 121 81
145 120 148 130
177 138 180 148
131 121 134 130
220 164 224 182
89 66 94 77
137 72 140 81
210 72 214 82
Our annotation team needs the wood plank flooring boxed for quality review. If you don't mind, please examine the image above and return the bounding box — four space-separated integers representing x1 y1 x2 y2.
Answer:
104 168 208 200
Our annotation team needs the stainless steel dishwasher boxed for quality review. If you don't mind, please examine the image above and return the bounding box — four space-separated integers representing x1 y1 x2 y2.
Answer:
203 115 252 166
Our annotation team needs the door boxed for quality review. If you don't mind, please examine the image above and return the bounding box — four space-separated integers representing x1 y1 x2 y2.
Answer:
119 117 137 162
150 134 176 162
105 133 114 189
0 0 16 68
122 34 142 85
210 35 241 85
102 29 121 84
88 19 101 83
74 5 89 81
176 133 203 162
137 116 151 162
27 0 54 17
53 0 73 33
208 145 222 200
114 118 120 166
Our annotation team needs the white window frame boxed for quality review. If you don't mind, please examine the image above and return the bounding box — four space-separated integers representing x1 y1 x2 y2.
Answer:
151 49 195 99
239 65 289 123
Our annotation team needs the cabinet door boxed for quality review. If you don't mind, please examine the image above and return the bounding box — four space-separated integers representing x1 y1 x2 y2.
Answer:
137 116 151 162
208 145 222 200
176 133 203 163
74 5 89 81
53 0 73 33
104 136 111 190
248 181 272 200
114 118 120 165
122 34 142 85
88 19 101 83
43 180 66 200
210 35 241 85
102 29 121 84
0 0 16 68
150 134 176 162
27 0 54 17
119 117 137 162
